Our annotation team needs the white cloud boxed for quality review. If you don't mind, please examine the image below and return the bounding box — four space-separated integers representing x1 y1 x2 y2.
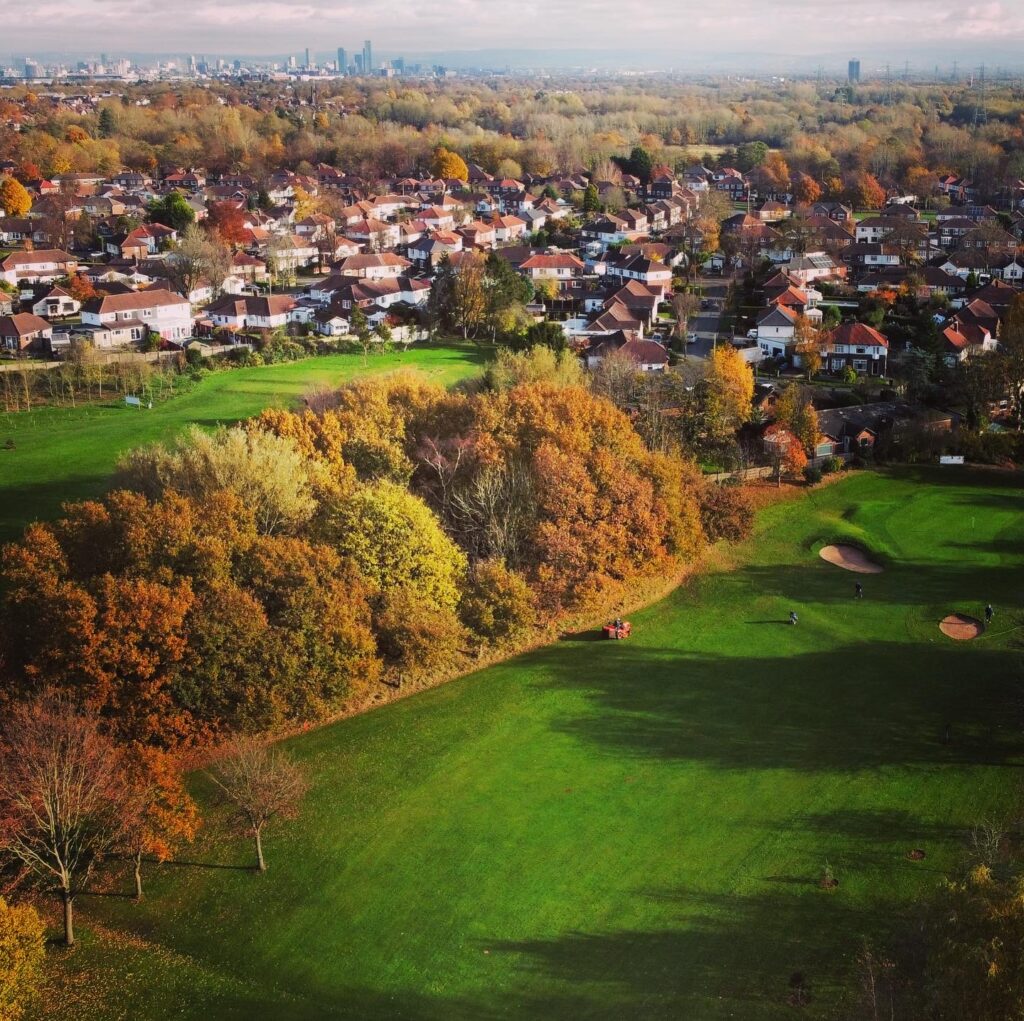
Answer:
0 0 1022 58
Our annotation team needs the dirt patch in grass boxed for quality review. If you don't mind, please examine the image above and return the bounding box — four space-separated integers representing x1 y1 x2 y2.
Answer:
819 544 884 574
939 613 983 640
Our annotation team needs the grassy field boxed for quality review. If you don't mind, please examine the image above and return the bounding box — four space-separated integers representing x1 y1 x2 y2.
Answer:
40 467 1024 1020
0 345 484 544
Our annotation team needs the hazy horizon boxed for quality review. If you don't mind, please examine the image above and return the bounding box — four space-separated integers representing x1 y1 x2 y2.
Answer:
2 0 1023 68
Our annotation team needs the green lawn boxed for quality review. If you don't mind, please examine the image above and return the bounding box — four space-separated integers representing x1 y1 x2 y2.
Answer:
0 345 484 544
42 467 1024 1020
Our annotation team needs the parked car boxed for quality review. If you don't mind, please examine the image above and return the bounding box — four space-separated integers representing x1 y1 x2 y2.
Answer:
686 331 698 344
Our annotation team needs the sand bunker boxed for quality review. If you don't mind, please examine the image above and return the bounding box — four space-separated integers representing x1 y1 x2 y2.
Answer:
939 614 983 640
818 544 884 574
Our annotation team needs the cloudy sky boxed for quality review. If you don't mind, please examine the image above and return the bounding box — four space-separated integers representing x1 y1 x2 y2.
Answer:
2 0 1022 62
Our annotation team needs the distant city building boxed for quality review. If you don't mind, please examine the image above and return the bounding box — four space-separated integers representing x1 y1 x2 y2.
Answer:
362 39 373 74
354 53 363 74
337 47 347 74
848 59 861 83
305 47 311 69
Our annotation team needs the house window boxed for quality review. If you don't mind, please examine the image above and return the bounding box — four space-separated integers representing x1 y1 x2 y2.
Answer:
854 359 868 372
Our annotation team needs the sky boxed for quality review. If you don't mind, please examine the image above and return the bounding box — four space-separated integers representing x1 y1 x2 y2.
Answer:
2 0 1023 65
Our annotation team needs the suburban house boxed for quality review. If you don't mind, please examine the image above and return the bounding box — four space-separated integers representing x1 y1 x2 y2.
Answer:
203 294 298 331
80 289 192 346
112 223 177 260
755 304 799 359
31 286 80 319
335 253 412 279
826 322 889 376
491 215 528 243
599 252 673 292
0 250 78 286
519 252 586 288
585 333 668 371
0 313 53 354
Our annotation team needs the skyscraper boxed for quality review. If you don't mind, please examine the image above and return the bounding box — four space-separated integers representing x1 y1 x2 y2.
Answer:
848 58 861 83
362 40 373 74
305 47 312 69
337 47 347 74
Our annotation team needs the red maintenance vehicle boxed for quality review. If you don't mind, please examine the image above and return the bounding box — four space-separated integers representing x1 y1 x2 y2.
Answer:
602 618 632 640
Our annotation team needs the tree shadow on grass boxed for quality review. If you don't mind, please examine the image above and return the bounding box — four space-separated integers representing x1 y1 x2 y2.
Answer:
478 886 879 1021
162 858 255 871
527 639 1018 772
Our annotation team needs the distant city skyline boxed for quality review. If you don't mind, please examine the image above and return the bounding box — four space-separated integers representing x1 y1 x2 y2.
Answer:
3 0 1024 61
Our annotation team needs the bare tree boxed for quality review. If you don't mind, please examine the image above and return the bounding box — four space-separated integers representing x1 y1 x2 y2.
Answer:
672 291 701 344
0 692 123 946
209 737 308 872
166 224 231 300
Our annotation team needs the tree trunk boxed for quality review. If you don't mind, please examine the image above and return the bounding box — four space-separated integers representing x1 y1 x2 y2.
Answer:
61 888 75 946
255 828 266 872
134 851 144 901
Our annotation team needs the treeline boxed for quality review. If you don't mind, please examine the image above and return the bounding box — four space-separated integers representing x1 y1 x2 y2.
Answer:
4 78 1024 199
0 349 183 412
0 356 754 754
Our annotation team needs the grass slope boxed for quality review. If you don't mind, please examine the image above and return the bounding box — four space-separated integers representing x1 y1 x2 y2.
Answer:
43 467 1024 1020
0 345 484 544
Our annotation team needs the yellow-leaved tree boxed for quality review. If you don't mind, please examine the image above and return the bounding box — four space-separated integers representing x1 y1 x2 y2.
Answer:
706 344 755 436
0 897 45 1021
0 178 31 217
431 146 468 182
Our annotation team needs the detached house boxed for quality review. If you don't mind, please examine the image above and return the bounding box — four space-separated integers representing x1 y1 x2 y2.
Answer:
826 322 889 376
755 304 799 360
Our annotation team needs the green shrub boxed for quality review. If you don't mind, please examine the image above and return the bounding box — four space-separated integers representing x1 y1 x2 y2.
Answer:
803 465 823 484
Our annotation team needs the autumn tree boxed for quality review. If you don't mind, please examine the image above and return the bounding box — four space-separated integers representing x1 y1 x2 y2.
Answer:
459 559 535 646
0 693 123 946
117 425 319 535
449 256 488 341
206 200 249 244
792 172 822 205
373 586 466 682
793 314 824 380
0 178 31 217
322 480 467 612
774 383 820 452
431 146 468 182
117 747 198 900
66 273 97 303
209 736 308 872
0 897 44 1021
706 345 755 434
846 171 886 210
